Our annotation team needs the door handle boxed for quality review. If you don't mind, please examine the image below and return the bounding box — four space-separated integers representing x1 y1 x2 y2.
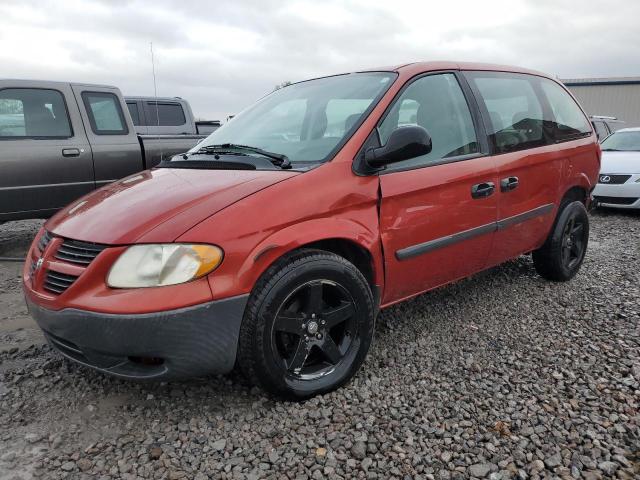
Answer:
500 176 519 192
471 182 495 199
62 148 80 157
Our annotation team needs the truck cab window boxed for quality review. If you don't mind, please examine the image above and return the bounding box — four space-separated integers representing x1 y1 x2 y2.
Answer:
126 102 141 126
82 91 128 135
144 102 186 126
0 88 72 138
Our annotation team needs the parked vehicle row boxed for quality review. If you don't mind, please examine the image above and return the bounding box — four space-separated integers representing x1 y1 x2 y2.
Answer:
23 61 600 398
0 81 207 222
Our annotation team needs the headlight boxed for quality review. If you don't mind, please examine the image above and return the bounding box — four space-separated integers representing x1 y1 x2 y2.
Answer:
107 244 223 288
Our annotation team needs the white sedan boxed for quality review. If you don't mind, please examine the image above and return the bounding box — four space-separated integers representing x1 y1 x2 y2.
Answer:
592 127 640 210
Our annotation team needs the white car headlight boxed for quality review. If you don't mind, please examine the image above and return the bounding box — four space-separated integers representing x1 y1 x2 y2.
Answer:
107 244 223 288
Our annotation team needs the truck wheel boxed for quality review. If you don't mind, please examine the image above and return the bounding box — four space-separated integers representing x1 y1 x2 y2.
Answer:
238 249 375 399
532 200 589 281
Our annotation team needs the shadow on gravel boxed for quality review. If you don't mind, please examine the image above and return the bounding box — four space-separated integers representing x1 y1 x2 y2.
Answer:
590 206 640 219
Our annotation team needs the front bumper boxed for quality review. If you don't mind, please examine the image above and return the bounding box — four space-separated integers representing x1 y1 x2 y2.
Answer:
592 177 640 209
26 295 248 380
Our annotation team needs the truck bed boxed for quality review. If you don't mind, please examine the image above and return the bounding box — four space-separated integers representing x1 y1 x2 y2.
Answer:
138 134 205 168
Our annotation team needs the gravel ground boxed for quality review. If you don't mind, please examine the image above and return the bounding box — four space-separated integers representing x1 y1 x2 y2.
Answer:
0 211 638 480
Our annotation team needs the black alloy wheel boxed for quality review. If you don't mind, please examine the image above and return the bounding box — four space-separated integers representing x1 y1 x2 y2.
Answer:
560 215 586 270
238 249 375 399
271 279 357 379
533 200 589 281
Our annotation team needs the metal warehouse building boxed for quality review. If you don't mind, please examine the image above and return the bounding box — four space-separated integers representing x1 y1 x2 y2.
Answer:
562 77 640 127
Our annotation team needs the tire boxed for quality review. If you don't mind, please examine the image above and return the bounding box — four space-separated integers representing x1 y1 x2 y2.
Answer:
238 249 376 399
532 200 589 281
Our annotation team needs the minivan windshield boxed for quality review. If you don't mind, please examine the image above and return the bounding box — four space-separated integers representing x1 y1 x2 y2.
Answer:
190 72 396 165
600 131 640 151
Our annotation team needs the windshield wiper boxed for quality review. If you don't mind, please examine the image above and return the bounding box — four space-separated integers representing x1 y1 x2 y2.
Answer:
601 148 620 151
195 144 291 169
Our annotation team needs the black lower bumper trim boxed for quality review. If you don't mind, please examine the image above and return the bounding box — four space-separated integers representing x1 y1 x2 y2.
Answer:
26 295 249 380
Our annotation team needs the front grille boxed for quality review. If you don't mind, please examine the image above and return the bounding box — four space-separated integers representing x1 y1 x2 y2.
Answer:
54 238 107 265
29 258 38 277
37 231 53 252
594 196 638 205
43 270 79 294
598 174 632 184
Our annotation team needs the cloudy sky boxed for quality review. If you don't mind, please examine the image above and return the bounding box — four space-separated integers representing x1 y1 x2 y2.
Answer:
1 0 639 120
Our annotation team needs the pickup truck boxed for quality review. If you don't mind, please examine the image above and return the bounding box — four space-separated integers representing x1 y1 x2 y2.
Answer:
0 80 207 222
124 96 220 136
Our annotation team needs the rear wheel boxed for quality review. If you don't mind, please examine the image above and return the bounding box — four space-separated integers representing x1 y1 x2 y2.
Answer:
532 200 589 281
238 250 375 399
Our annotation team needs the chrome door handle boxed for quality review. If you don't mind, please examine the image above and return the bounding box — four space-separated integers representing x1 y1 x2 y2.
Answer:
471 182 495 199
500 176 519 192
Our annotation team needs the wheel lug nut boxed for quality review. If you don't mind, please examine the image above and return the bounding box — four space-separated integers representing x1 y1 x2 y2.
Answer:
316 333 322 339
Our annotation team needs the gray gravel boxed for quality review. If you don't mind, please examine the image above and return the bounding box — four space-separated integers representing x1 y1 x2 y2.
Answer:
0 210 639 480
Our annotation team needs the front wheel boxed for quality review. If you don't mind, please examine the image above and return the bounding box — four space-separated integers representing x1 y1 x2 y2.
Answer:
532 200 589 281
237 250 375 399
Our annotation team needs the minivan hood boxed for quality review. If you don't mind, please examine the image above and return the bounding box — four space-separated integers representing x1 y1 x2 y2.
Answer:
46 168 299 244
600 151 640 174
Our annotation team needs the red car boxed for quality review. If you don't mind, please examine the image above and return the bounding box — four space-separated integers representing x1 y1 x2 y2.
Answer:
23 62 599 398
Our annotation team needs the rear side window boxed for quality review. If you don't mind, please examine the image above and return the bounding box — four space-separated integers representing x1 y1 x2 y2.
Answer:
82 92 128 135
467 72 546 154
538 78 591 141
126 102 141 126
143 102 186 126
378 73 479 170
0 88 72 138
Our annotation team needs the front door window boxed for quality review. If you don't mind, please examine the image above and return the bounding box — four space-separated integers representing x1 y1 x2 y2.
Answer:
378 73 479 170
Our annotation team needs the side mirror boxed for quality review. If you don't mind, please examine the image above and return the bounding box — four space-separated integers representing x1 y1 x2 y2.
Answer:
365 125 432 168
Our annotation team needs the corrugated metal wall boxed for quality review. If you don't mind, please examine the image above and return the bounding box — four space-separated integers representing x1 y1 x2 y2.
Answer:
566 84 640 126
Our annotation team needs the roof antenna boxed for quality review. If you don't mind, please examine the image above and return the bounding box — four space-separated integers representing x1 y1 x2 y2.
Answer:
150 42 160 128
150 42 164 163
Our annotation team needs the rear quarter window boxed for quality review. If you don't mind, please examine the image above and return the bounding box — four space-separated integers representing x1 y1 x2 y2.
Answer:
538 79 591 142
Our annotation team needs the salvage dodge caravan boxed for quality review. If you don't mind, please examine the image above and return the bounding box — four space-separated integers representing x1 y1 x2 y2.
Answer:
24 62 599 398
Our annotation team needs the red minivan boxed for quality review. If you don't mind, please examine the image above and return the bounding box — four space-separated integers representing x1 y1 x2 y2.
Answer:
23 62 599 398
